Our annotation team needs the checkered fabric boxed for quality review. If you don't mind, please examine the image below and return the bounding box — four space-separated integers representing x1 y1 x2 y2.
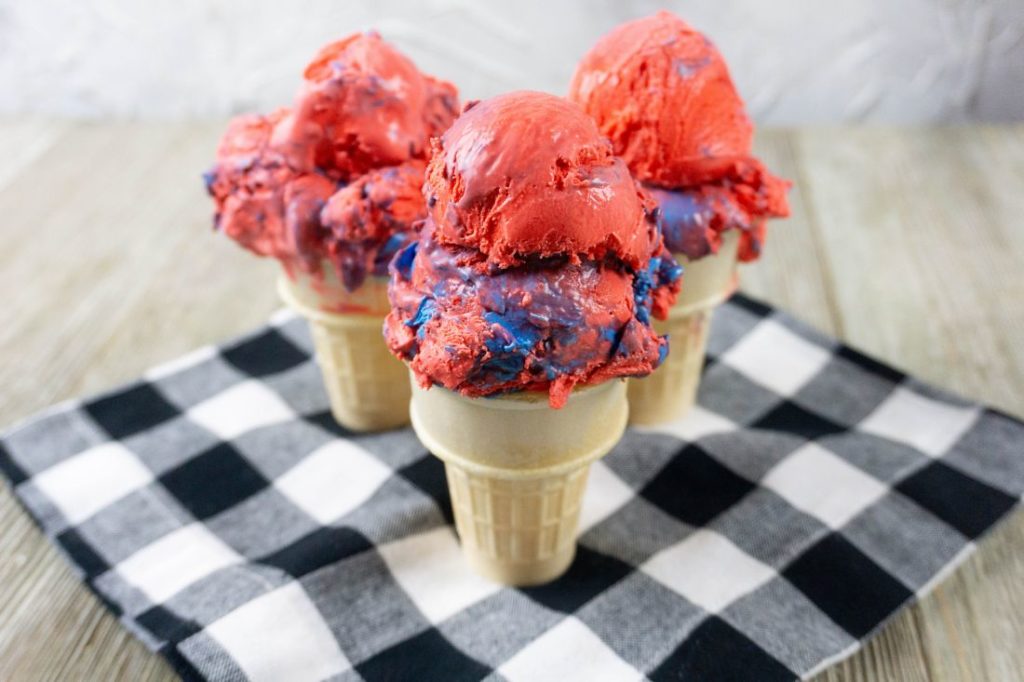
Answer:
2 294 1022 682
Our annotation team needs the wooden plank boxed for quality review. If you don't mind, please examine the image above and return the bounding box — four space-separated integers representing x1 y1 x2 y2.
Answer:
0 121 278 425
787 125 1024 682
744 130 842 337
58 121 281 399
0 123 1021 681
785 126 1024 415
897 126 1024 682
0 119 71 192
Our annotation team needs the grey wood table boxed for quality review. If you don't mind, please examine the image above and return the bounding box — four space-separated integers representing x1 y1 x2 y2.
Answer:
0 121 1021 681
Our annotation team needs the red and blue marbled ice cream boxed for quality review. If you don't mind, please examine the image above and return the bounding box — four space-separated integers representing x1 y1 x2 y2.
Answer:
385 92 681 408
205 32 459 294
568 11 790 263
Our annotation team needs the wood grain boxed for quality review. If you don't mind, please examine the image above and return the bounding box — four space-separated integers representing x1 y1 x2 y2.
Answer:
0 121 1020 681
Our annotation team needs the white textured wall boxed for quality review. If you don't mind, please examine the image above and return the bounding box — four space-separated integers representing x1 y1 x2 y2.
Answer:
1 0 1021 123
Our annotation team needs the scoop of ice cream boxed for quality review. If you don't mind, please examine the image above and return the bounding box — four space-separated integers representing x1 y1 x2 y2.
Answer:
386 92 681 407
648 157 790 261
386 224 677 408
272 32 459 180
425 91 655 270
319 160 427 290
568 11 789 262
205 110 336 273
206 32 459 290
568 11 751 185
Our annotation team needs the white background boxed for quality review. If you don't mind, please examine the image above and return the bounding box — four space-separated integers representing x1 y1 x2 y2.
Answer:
1 0 1021 123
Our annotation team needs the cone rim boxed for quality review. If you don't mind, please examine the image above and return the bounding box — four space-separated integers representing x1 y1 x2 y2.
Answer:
278 274 387 326
409 389 627 480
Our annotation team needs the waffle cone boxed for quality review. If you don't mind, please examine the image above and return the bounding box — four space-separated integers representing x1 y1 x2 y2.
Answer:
409 377 628 586
278 270 409 432
628 230 741 425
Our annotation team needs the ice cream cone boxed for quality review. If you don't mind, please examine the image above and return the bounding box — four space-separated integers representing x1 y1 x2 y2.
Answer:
628 230 740 425
409 377 628 586
278 266 410 432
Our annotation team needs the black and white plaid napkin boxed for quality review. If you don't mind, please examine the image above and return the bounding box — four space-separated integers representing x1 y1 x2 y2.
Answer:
2 294 1021 681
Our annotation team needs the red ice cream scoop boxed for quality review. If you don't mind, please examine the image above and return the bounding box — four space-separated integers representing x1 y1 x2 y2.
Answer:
424 91 658 271
272 32 458 180
568 11 790 262
206 31 459 288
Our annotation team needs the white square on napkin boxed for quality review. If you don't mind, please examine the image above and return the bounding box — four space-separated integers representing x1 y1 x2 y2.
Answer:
206 582 350 682
33 442 153 524
642 529 776 613
722 320 831 396
274 440 392 525
187 380 295 440
860 387 979 457
116 523 241 602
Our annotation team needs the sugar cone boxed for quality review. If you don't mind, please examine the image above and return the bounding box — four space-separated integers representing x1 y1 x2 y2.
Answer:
409 377 628 586
278 266 410 432
628 230 740 425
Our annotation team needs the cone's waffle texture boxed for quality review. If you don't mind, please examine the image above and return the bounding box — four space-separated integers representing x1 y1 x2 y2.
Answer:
628 230 741 425
409 377 628 586
445 463 590 585
279 271 410 432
